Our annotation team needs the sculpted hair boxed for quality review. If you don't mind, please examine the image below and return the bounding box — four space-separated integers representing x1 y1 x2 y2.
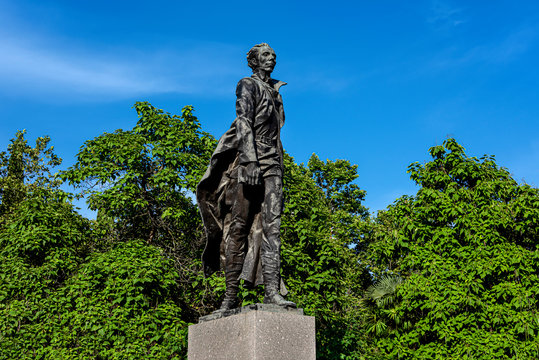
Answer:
247 43 271 70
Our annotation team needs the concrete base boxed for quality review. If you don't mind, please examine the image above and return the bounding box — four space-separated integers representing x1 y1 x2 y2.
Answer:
188 304 315 360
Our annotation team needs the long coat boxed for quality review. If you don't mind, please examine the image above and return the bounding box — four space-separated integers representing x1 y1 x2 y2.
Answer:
196 75 286 287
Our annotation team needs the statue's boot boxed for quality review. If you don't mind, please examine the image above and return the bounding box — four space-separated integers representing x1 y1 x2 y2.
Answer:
218 268 241 311
264 289 296 307
262 258 296 308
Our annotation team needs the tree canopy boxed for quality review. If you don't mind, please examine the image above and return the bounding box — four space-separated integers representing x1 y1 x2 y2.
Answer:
366 139 539 359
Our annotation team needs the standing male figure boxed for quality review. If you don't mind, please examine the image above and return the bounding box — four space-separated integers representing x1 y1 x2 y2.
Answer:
197 43 296 311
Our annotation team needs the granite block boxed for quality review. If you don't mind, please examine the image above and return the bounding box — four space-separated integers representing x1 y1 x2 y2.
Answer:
188 304 315 360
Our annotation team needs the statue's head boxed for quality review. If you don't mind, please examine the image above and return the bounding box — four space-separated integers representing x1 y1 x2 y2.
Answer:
247 43 276 73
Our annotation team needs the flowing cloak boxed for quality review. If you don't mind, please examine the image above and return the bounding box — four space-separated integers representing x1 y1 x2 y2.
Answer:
196 75 286 288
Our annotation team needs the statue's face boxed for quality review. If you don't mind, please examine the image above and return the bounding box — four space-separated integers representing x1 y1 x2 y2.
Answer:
256 46 276 73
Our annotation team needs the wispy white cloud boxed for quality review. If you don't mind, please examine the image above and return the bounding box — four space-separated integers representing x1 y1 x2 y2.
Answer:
0 40 168 95
0 23 243 100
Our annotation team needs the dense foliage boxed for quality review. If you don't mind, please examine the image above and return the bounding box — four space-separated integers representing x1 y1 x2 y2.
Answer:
367 139 539 359
1 105 538 359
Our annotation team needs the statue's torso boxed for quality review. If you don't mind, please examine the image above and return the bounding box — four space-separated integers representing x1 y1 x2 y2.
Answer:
235 76 286 177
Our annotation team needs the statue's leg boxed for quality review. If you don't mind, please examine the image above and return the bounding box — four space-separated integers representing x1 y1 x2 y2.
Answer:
220 182 250 310
261 175 296 307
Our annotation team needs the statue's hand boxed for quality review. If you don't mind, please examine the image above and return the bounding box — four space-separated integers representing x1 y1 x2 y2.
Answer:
239 162 261 186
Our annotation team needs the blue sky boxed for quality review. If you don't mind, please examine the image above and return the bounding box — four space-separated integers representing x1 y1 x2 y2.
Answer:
1 0 538 215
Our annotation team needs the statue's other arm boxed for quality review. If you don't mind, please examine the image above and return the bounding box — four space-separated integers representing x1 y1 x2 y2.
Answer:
235 78 261 185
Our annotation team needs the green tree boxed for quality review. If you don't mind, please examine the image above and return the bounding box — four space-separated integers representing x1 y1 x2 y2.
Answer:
0 125 193 358
61 103 216 304
62 102 215 245
0 130 61 219
0 132 95 358
62 102 226 319
368 139 539 359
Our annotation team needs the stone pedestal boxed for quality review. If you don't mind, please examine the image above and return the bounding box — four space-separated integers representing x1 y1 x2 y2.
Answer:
188 304 315 360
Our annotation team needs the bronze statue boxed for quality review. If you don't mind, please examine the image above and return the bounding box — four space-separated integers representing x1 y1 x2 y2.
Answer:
197 43 296 311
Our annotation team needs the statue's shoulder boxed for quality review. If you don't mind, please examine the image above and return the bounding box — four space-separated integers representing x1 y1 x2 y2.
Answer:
236 77 258 94
237 77 256 87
